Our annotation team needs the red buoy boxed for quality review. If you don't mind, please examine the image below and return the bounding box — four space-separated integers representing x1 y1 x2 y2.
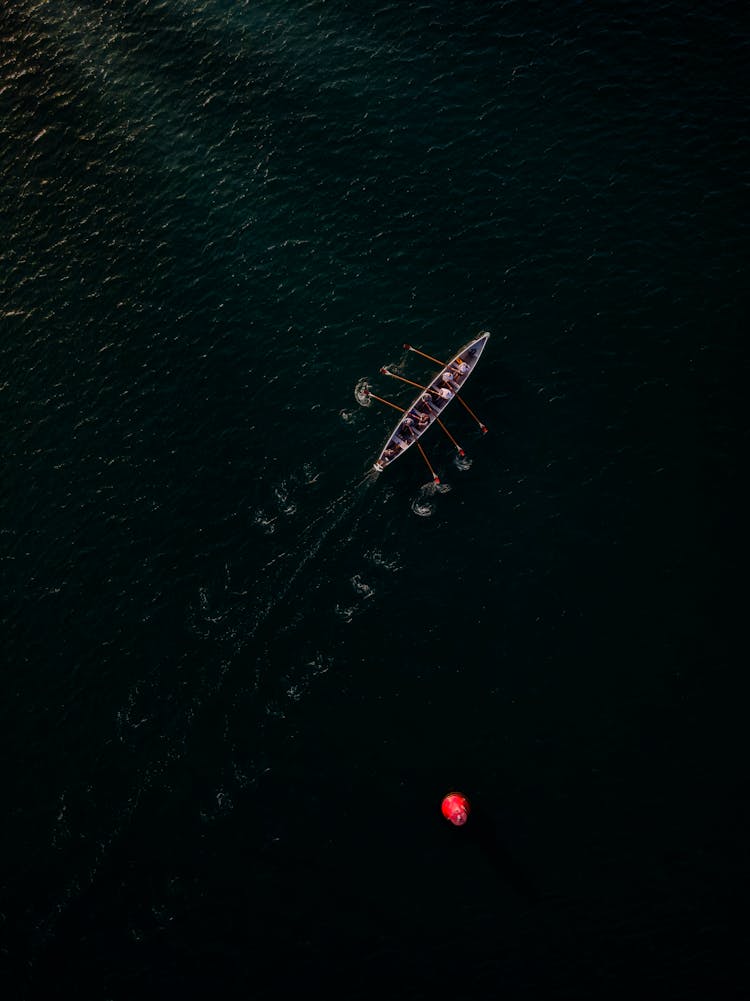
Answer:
441 791 470 826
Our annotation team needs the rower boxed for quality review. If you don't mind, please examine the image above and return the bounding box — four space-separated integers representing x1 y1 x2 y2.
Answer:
410 407 430 429
433 385 454 401
400 416 416 440
454 357 470 376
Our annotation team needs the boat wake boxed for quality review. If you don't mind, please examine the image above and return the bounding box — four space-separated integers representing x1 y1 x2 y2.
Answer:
35 442 445 956
244 476 374 645
40 468 377 947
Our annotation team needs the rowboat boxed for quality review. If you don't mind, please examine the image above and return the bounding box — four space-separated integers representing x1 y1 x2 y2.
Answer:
370 331 490 474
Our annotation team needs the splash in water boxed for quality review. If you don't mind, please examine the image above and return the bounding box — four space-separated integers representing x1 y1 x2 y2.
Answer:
354 378 371 406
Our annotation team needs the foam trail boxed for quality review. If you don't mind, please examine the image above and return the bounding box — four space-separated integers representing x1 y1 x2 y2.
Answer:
245 476 373 645
31 474 373 957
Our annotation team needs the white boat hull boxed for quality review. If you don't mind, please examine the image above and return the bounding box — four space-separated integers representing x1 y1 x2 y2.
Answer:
373 331 489 472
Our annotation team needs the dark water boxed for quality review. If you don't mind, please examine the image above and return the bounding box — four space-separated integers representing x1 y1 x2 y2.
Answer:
2 1 747 997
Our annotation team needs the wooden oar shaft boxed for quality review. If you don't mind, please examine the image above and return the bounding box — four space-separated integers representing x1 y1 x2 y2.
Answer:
454 394 487 433
416 442 440 484
365 390 405 414
436 418 465 456
381 367 440 397
404 343 445 367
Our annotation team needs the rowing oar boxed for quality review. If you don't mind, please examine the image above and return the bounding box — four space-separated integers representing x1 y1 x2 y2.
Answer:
378 369 465 457
416 442 440 485
402 344 488 434
363 388 405 415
